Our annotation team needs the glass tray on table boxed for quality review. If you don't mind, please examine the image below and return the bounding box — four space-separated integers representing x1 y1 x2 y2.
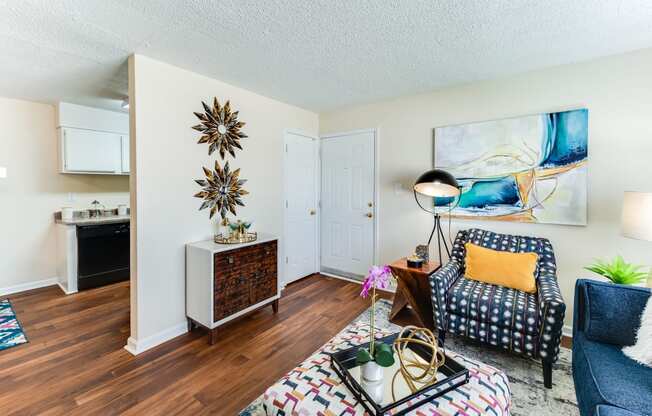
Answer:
329 332 469 416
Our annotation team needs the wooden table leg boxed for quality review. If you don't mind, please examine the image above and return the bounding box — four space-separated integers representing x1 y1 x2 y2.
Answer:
397 282 431 328
390 267 436 330
208 328 218 345
389 281 409 320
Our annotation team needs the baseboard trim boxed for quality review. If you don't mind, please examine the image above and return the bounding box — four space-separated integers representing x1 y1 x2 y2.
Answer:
123 321 188 355
321 266 365 281
0 277 60 296
562 324 573 339
56 282 76 295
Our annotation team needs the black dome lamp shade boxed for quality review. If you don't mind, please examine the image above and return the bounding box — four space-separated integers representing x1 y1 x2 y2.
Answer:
413 169 461 266
414 169 460 198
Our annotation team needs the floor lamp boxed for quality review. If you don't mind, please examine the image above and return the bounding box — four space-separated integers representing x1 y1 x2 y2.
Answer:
413 169 461 266
621 191 652 287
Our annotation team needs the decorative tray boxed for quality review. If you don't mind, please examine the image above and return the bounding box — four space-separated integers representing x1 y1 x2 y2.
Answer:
214 232 258 244
329 333 469 415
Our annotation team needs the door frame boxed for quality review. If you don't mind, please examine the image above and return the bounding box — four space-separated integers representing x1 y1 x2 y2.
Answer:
318 128 379 276
282 129 320 287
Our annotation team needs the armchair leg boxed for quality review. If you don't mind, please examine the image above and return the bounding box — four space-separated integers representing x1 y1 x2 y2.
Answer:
437 329 446 347
542 360 553 389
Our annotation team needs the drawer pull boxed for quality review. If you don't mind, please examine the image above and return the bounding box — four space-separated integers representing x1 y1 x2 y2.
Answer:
228 256 234 264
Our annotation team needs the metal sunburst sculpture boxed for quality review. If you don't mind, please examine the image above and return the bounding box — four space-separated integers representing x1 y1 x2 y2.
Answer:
192 98 247 159
194 160 249 220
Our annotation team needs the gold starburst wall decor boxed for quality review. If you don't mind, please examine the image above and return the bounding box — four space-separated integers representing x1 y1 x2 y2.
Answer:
192 98 247 159
194 160 249 220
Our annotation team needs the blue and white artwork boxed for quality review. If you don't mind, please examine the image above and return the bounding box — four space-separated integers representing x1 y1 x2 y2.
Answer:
434 109 588 226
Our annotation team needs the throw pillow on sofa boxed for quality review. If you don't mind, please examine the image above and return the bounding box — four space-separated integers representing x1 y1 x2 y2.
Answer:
623 294 652 367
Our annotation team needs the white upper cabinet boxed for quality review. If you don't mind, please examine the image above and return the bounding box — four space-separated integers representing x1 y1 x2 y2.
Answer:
61 128 122 173
56 102 130 175
121 135 130 174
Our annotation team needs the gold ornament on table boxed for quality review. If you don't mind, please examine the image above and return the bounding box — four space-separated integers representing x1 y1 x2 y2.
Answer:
214 218 257 244
194 160 248 220
391 326 445 399
192 98 247 159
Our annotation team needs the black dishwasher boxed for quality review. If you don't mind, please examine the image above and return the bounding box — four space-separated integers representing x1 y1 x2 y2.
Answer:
77 223 130 290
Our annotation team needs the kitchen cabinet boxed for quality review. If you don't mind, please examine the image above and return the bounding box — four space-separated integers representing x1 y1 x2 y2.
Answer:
121 135 130 174
56 102 130 176
58 127 129 175
56 214 130 294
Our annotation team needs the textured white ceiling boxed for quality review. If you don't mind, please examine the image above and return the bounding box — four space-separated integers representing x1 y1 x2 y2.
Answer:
2 0 652 112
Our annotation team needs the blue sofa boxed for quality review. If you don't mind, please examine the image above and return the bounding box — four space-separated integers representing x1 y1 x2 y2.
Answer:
573 279 652 416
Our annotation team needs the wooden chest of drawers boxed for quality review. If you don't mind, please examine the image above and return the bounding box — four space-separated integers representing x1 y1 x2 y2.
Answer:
186 234 279 344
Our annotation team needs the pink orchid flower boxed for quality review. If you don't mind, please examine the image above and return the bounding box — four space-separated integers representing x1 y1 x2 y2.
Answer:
360 265 392 298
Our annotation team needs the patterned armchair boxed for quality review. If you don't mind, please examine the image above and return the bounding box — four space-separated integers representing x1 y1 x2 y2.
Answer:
428 228 566 388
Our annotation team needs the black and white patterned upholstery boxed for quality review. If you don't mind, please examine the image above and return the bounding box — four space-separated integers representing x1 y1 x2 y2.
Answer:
429 228 566 369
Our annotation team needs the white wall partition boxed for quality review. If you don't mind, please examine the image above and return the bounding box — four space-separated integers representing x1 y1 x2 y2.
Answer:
127 55 318 354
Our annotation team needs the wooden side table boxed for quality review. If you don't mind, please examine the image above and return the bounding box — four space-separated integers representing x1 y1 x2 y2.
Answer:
389 257 441 330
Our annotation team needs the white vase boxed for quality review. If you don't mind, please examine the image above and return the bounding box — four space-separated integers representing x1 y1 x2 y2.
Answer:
361 361 384 382
360 378 384 403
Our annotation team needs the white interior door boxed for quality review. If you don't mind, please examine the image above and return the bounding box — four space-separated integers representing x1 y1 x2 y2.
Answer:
284 132 319 285
320 130 376 279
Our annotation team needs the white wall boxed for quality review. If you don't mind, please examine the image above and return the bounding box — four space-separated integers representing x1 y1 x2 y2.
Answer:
320 48 652 327
128 55 318 352
0 97 129 293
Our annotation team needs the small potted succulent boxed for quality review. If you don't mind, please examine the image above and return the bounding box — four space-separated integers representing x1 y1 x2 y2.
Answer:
356 265 395 382
584 255 649 285
227 219 252 240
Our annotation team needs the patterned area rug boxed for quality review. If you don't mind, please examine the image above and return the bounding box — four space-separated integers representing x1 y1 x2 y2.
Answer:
0 299 28 351
241 299 578 415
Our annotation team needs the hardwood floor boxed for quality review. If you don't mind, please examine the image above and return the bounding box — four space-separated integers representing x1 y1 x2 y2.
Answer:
0 275 384 415
1 275 572 415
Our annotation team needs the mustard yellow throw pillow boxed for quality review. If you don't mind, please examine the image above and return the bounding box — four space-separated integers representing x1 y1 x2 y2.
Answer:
464 243 538 294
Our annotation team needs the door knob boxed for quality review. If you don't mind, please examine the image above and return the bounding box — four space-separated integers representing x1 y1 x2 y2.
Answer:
309 209 316 216
368 202 373 207
366 212 373 218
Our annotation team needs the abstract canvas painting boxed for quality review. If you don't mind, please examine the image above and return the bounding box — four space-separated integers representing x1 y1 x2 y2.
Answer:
434 109 588 225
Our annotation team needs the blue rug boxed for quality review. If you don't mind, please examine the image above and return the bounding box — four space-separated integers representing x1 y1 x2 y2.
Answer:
0 299 28 351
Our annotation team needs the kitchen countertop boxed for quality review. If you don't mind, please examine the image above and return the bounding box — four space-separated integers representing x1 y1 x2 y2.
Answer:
55 215 130 226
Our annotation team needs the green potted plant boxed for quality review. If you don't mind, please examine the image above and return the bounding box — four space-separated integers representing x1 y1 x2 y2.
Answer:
584 255 649 285
357 265 395 382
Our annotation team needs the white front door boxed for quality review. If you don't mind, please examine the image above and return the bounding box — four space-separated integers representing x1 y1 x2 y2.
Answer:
284 132 319 285
320 130 376 279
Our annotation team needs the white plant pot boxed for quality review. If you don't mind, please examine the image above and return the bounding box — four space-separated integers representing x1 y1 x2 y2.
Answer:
361 361 384 382
360 378 384 403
